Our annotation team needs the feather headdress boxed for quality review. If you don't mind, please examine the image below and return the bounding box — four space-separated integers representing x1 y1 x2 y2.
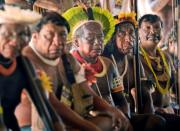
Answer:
63 6 115 45
115 12 138 27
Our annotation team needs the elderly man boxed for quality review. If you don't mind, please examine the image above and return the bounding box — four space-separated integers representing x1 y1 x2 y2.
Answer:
71 20 130 116
0 5 64 131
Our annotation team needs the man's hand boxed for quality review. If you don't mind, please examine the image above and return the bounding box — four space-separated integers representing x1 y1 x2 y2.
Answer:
108 108 133 131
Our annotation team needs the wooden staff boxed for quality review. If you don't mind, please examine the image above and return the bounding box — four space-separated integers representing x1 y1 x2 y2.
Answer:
132 0 143 114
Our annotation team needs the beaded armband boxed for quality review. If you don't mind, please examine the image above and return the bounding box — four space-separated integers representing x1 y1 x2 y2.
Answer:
112 76 124 93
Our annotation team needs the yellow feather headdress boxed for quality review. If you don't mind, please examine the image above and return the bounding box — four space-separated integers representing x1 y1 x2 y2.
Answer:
115 12 138 27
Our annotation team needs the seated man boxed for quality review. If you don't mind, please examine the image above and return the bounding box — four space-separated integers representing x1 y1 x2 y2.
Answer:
64 4 130 117
0 5 64 131
138 14 180 131
20 11 132 131
71 20 129 115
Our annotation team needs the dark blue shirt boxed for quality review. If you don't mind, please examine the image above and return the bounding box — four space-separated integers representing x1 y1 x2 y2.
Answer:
0 56 29 131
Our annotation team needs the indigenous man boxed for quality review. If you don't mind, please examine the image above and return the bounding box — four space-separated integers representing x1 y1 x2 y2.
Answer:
64 4 131 118
71 20 130 115
22 11 132 131
138 14 180 131
64 6 133 131
0 5 64 131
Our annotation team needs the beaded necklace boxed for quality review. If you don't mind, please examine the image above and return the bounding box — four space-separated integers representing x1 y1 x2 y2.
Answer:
140 47 170 94
94 57 107 77
71 51 107 78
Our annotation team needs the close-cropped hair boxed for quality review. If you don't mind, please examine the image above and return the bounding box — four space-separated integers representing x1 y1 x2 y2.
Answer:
33 11 70 33
138 14 163 28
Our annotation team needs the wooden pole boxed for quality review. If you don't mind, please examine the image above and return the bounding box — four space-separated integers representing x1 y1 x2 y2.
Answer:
133 0 143 114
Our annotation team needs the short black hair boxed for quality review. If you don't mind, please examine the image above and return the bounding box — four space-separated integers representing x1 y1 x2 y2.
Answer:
138 14 163 28
33 11 70 33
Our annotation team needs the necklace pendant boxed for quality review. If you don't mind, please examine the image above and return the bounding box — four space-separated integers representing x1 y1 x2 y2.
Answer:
156 63 162 71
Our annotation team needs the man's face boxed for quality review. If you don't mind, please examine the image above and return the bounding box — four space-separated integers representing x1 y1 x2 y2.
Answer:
76 22 104 60
139 20 162 48
34 22 68 60
0 24 29 59
116 23 135 54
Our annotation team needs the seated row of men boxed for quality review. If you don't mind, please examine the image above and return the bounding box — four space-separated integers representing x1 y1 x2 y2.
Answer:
0 4 179 131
